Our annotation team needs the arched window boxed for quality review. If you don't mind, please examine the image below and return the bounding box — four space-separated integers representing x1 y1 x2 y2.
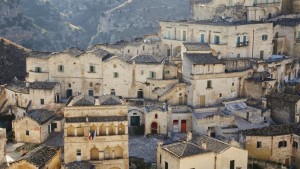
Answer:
67 125 75 137
90 147 99 160
293 141 299 149
118 123 125 135
104 146 111 159
155 114 158 119
114 146 123 159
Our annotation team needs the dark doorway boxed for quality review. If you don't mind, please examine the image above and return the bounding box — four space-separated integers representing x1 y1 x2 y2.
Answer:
181 120 187 132
131 116 140 126
51 123 57 131
137 89 144 98
66 89 72 98
151 122 158 134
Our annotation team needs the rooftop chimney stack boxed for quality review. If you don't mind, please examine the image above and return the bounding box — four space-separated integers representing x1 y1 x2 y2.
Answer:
186 131 192 142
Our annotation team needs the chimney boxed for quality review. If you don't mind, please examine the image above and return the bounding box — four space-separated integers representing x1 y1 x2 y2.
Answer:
202 142 207 150
186 131 192 142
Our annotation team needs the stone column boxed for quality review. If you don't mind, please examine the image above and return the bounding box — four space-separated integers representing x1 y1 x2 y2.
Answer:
75 128 77 137
115 125 118 135
97 126 100 136
106 126 109 136
125 125 128 134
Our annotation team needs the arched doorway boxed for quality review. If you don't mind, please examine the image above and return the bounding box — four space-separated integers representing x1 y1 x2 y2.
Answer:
90 148 99 160
118 124 125 135
114 146 123 159
151 122 158 134
67 125 75 136
104 146 111 159
163 44 171 57
137 89 144 98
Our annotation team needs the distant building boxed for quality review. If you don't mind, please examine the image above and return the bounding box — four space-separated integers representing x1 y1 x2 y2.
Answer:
9 146 61 169
64 95 129 169
240 124 300 168
157 133 248 169
12 109 56 143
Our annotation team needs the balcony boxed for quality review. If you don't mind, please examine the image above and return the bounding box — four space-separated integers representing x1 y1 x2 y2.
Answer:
236 41 249 47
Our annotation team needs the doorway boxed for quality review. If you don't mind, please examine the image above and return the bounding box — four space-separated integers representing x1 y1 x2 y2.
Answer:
131 116 140 126
151 122 158 134
137 89 144 98
181 120 186 132
66 89 72 98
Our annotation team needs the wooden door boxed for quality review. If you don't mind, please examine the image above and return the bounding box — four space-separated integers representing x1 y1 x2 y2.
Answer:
181 120 186 132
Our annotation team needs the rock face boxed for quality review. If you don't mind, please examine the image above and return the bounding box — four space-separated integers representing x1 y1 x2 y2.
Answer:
0 37 30 84
0 0 189 51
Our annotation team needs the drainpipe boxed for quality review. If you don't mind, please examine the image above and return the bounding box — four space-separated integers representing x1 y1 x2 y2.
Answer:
252 29 255 58
214 156 217 169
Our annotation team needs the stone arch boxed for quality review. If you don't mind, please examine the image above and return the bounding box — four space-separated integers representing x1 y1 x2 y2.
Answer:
114 146 123 159
108 124 115 135
90 124 97 136
90 147 99 160
162 44 171 57
118 123 125 135
259 9 266 20
173 46 181 58
100 124 106 136
77 125 84 136
67 125 75 136
104 146 111 159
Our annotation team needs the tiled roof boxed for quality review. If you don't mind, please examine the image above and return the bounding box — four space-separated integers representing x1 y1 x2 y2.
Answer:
162 134 231 157
267 92 300 103
98 94 122 105
29 82 59 90
27 109 56 124
129 55 162 64
66 161 95 169
65 116 127 123
185 53 224 65
273 18 300 27
72 95 95 106
11 146 60 168
183 42 211 51
28 51 51 58
241 124 300 136
161 20 266 26
5 80 29 94
86 48 109 58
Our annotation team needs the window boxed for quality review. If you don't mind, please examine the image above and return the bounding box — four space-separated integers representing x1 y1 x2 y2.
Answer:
165 70 170 74
260 51 264 59
207 80 212 89
90 82 93 87
243 36 247 44
278 140 287 148
230 160 235 169
200 34 205 43
262 34 268 41
214 35 220 44
141 70 144 75
40 99 44 105
207 65 210 72
88 90 94 96
275 32 279 38
149 71 156 78
113 72 119 78
26 130 29 136
89 65 95 73
293 141 298 149
173 120 179 125
236 37 240 46
232 82 234 86
111 89 115 95
257 141 262 148
58 65 64 72
68 84 71 88
76 149 81 156
167 30 172 39
155 114 158 119
128 49 130 53
35 67 42 73
219 93 222 97
165 161 168 169
182 30 187 41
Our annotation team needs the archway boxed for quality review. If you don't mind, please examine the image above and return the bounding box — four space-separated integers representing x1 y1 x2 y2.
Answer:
77 126 84 136
67 125 75 136
137 89 144 98
90 124 97 136
118 124 125 135
90 148 99 160
173 46 181 58
104 146 111 159
114 146 123 159
108 124 115 135
151 122 158 134
163 44 171 57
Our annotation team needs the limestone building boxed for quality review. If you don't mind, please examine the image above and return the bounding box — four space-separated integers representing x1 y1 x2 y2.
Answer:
12 109 56 143
64 95 129 169
9 146 61 169
157 133 248 169
240 124 300 168
0 128 6 165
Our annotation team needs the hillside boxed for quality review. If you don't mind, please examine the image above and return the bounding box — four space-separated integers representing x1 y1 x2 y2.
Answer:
0 37 30 84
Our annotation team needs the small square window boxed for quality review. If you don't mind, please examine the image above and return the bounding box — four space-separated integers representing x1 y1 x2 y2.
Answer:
88 90 94 96
40 99 44 105
262 34 268 41
58 65 64 72
113 72 119 78
219 93 222 97
35 67 42 73
68 84 71 88
76 149 81 156
89 65 95 73
165 70 170 74
90 82 93 87
26 130 29 136
257 141 262 148
207 80 212 89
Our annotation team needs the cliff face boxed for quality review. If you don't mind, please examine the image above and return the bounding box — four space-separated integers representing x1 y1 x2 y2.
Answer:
0 0 189 51
0 37 30 84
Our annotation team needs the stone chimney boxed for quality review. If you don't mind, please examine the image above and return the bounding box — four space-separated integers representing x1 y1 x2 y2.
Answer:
186 131 192 142
202 142 207 150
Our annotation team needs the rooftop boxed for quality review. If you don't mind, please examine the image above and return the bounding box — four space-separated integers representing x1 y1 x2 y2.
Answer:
129 55 162 64
69 94 123 106
193 112 227 120
10 146 60 168
241 124 300 136
66 161 95 169
185 53 224 65
183 42 211 51
273 18 300 27
29 81 59 90
267 92 300 103
26 109 56 125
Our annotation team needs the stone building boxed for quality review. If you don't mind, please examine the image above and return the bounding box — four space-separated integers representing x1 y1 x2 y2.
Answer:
266 91 300 124
64 95 129 169
240 124 300 168
0 128 6 165
160 21 274 60
157 133 248 169
12 109 56 143
9 146 61 169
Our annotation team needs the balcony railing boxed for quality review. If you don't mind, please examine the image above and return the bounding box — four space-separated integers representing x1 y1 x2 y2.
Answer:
236 41 249 47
